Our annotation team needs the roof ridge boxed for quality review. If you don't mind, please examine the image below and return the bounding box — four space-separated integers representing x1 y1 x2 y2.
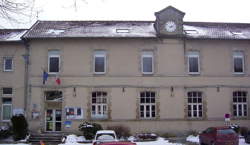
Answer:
184 21 250 25
38 20 154 23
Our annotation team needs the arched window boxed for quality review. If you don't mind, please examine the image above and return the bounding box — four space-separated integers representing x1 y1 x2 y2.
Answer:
187 91 203 118
233 91 247 117
140 91 156 118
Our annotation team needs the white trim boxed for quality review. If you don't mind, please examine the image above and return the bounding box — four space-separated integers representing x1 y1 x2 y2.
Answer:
141 51 154 74
233 52 244 74
94 51 106 74
187 91 203 118
1 103 12 122
48 53 60 74
3 57 13 72
233 103 248 117
45 109 62 132
2 87 13 96
187 52 200 74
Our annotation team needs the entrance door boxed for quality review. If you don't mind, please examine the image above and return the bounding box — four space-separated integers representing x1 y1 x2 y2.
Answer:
45 109 62 132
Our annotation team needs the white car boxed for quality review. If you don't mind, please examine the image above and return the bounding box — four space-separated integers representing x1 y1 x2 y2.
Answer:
93 130 118 145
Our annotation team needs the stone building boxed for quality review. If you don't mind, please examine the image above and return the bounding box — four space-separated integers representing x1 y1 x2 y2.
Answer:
0 6 250 134
0 29 27 126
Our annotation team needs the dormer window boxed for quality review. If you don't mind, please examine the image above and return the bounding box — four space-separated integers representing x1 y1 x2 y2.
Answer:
185 30 198 34
116 29 130 33
230 31 242 35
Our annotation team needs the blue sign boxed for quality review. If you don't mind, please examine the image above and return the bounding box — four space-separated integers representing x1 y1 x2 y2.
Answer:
64 121 72 128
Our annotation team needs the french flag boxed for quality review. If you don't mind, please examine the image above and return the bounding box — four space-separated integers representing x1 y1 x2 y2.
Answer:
43 71 49 84
56 75 61 85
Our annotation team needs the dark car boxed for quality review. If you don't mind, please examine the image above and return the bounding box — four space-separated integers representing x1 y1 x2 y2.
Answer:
245 131 250 143
199 126 239 145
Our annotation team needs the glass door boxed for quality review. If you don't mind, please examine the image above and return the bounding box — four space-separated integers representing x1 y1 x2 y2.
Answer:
45 109 62 132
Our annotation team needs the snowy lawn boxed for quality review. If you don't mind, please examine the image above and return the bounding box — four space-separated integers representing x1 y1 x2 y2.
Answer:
59 138 183 145
186 135 250 145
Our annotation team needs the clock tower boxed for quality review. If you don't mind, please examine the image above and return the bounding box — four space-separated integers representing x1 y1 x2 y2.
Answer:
154 6 185 37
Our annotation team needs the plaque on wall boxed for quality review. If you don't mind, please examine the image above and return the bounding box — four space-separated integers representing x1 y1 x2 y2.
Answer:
13 108 24 116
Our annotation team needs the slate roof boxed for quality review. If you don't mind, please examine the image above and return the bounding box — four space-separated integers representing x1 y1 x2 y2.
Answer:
0 29 27 42
184 22 250 40
23 21 156 38
5 21 250 40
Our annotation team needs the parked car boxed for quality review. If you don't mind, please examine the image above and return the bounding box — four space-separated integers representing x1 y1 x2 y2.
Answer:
245 131 250 143
93 130 136 145
93 130 118 145
199 126 239 145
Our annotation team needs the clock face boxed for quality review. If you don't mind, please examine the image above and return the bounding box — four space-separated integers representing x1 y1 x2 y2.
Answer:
165 21 177 32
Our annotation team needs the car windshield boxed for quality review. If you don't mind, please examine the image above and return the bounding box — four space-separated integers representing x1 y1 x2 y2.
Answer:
97 134 115 140
217 129 235 135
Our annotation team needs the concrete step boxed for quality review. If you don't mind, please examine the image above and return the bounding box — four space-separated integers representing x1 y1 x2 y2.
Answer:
28 133 64 144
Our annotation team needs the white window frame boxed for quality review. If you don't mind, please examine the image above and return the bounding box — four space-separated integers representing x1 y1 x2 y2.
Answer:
2 99 12 122
2 87 13 97
66 107 83 119
94 51 106 74
187 51 200 74
139 91 156 119
48 51 60 74
91 91 107 119
187 91 203 118
233 52 244 74
233 91 248 117
3 57 13 72
141 51 154 74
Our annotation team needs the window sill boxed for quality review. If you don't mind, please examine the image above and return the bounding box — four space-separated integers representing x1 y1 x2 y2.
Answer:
188 72 200 75
48 72 59 75
231 117 248 120
139 117 156 120
3 70 14 72
233 72 245 75
186 117 205 121
1 120 11 122
2 95 13 97
91 115 108 120
94 72 106 75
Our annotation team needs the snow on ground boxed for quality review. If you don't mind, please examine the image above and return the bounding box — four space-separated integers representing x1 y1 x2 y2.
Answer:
186 135 199 143
186 135 250 145
0 144 30 145
59 135 183 145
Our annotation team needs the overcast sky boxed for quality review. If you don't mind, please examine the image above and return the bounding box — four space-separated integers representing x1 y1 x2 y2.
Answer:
2 0 250 28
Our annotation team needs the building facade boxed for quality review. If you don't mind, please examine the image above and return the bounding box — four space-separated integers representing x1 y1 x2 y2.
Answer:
0 29 27 126
0 6 250 134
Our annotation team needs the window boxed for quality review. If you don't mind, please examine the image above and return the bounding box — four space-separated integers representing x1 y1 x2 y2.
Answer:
2 98 12 121
187 91 203 118
45 91 62 102
2 88 12 95
233 52 244 74
94 51 106 74
48 50 60 73
66 107 83 119
140 91 156 118
141 51 153 74
3 57 13 71
187 51 200 74
233 91 247 117
91 91 107 119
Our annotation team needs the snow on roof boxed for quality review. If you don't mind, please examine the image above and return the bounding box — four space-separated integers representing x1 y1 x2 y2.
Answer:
22 21 250 40
184 22 250 40
23 21 156 38
0 29 27 42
